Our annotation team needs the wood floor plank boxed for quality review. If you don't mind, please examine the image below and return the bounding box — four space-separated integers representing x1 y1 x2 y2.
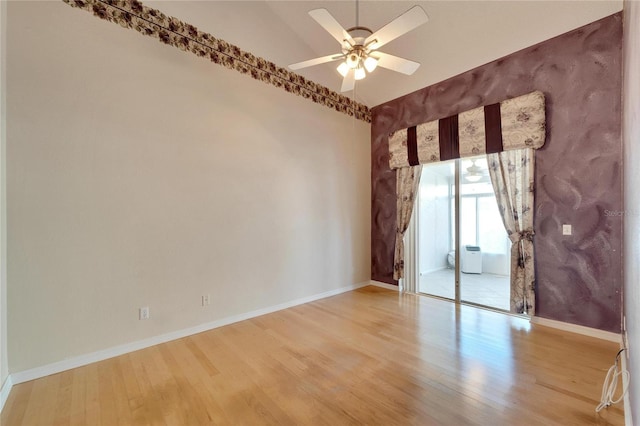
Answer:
68 366 87 426
19 373 59 425
2 380 33 425
84 363 102 425
128 349 168 426
52 370 74 425
0 286 626 425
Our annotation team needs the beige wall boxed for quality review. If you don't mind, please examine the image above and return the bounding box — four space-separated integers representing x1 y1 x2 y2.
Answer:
6 2 370 373
623 0 640 421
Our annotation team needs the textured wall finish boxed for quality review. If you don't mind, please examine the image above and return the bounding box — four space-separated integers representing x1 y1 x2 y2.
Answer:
371 13 622 332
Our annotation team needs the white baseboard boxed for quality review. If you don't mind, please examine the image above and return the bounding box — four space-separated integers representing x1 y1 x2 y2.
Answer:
369 280 400 291
0 375 13 414
9 281 623 416
620 343 633 426
419 266 448 275
530 316 621 343
528 317 631 422
6 281 370 393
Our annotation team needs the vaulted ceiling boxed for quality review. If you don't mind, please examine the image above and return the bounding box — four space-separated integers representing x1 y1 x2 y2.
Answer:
148 1 622 107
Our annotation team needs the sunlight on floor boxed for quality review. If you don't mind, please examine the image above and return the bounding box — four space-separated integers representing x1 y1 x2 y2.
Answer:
419 268 510 310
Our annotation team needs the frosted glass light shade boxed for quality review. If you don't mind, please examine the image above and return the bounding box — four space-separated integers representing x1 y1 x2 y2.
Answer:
364 56 378 72
337 62 349 77
354 67 366 80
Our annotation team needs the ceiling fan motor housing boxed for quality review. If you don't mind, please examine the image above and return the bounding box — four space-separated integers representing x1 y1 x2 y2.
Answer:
346 50 363 68
344 27 372 70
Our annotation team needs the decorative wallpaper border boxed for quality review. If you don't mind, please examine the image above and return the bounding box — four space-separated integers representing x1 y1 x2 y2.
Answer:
62 0 371 123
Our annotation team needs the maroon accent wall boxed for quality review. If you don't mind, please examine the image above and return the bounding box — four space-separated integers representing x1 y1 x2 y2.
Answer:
371 13 622 332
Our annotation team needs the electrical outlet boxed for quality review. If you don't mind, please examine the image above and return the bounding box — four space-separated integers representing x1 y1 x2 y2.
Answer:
562 224 572 235
139 306 150 320
202 295 211 306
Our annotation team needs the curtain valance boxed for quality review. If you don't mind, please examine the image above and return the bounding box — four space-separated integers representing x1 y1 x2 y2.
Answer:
388 91 546 170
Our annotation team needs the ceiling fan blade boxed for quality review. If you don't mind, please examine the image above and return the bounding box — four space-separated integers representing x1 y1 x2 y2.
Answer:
289 54 344 71
309 8 355 47
373 52 421 75
365 6 428 50
341 69 356 92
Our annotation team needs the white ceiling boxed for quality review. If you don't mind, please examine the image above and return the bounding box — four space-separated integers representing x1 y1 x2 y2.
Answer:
149 0 622 107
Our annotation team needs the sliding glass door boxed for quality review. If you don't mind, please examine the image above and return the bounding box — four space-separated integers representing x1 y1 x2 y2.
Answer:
416 156 510 311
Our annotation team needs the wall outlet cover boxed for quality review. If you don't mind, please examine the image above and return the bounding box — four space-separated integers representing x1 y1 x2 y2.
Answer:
139 307 150 320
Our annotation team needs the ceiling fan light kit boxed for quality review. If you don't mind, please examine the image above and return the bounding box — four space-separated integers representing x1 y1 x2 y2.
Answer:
289 4 429 92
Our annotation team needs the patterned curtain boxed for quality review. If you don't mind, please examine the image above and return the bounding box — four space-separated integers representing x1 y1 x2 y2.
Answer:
393 165 422 281
487 149 536 314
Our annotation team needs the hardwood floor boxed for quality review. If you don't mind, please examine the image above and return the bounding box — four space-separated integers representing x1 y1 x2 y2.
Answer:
1 286 625 425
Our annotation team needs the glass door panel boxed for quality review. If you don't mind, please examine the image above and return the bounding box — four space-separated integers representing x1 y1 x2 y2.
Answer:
417 161 455 299
459 156 511 311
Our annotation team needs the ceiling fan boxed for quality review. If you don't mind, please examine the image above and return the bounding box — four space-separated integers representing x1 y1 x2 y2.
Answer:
288 3 429 92
465 159 484 182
